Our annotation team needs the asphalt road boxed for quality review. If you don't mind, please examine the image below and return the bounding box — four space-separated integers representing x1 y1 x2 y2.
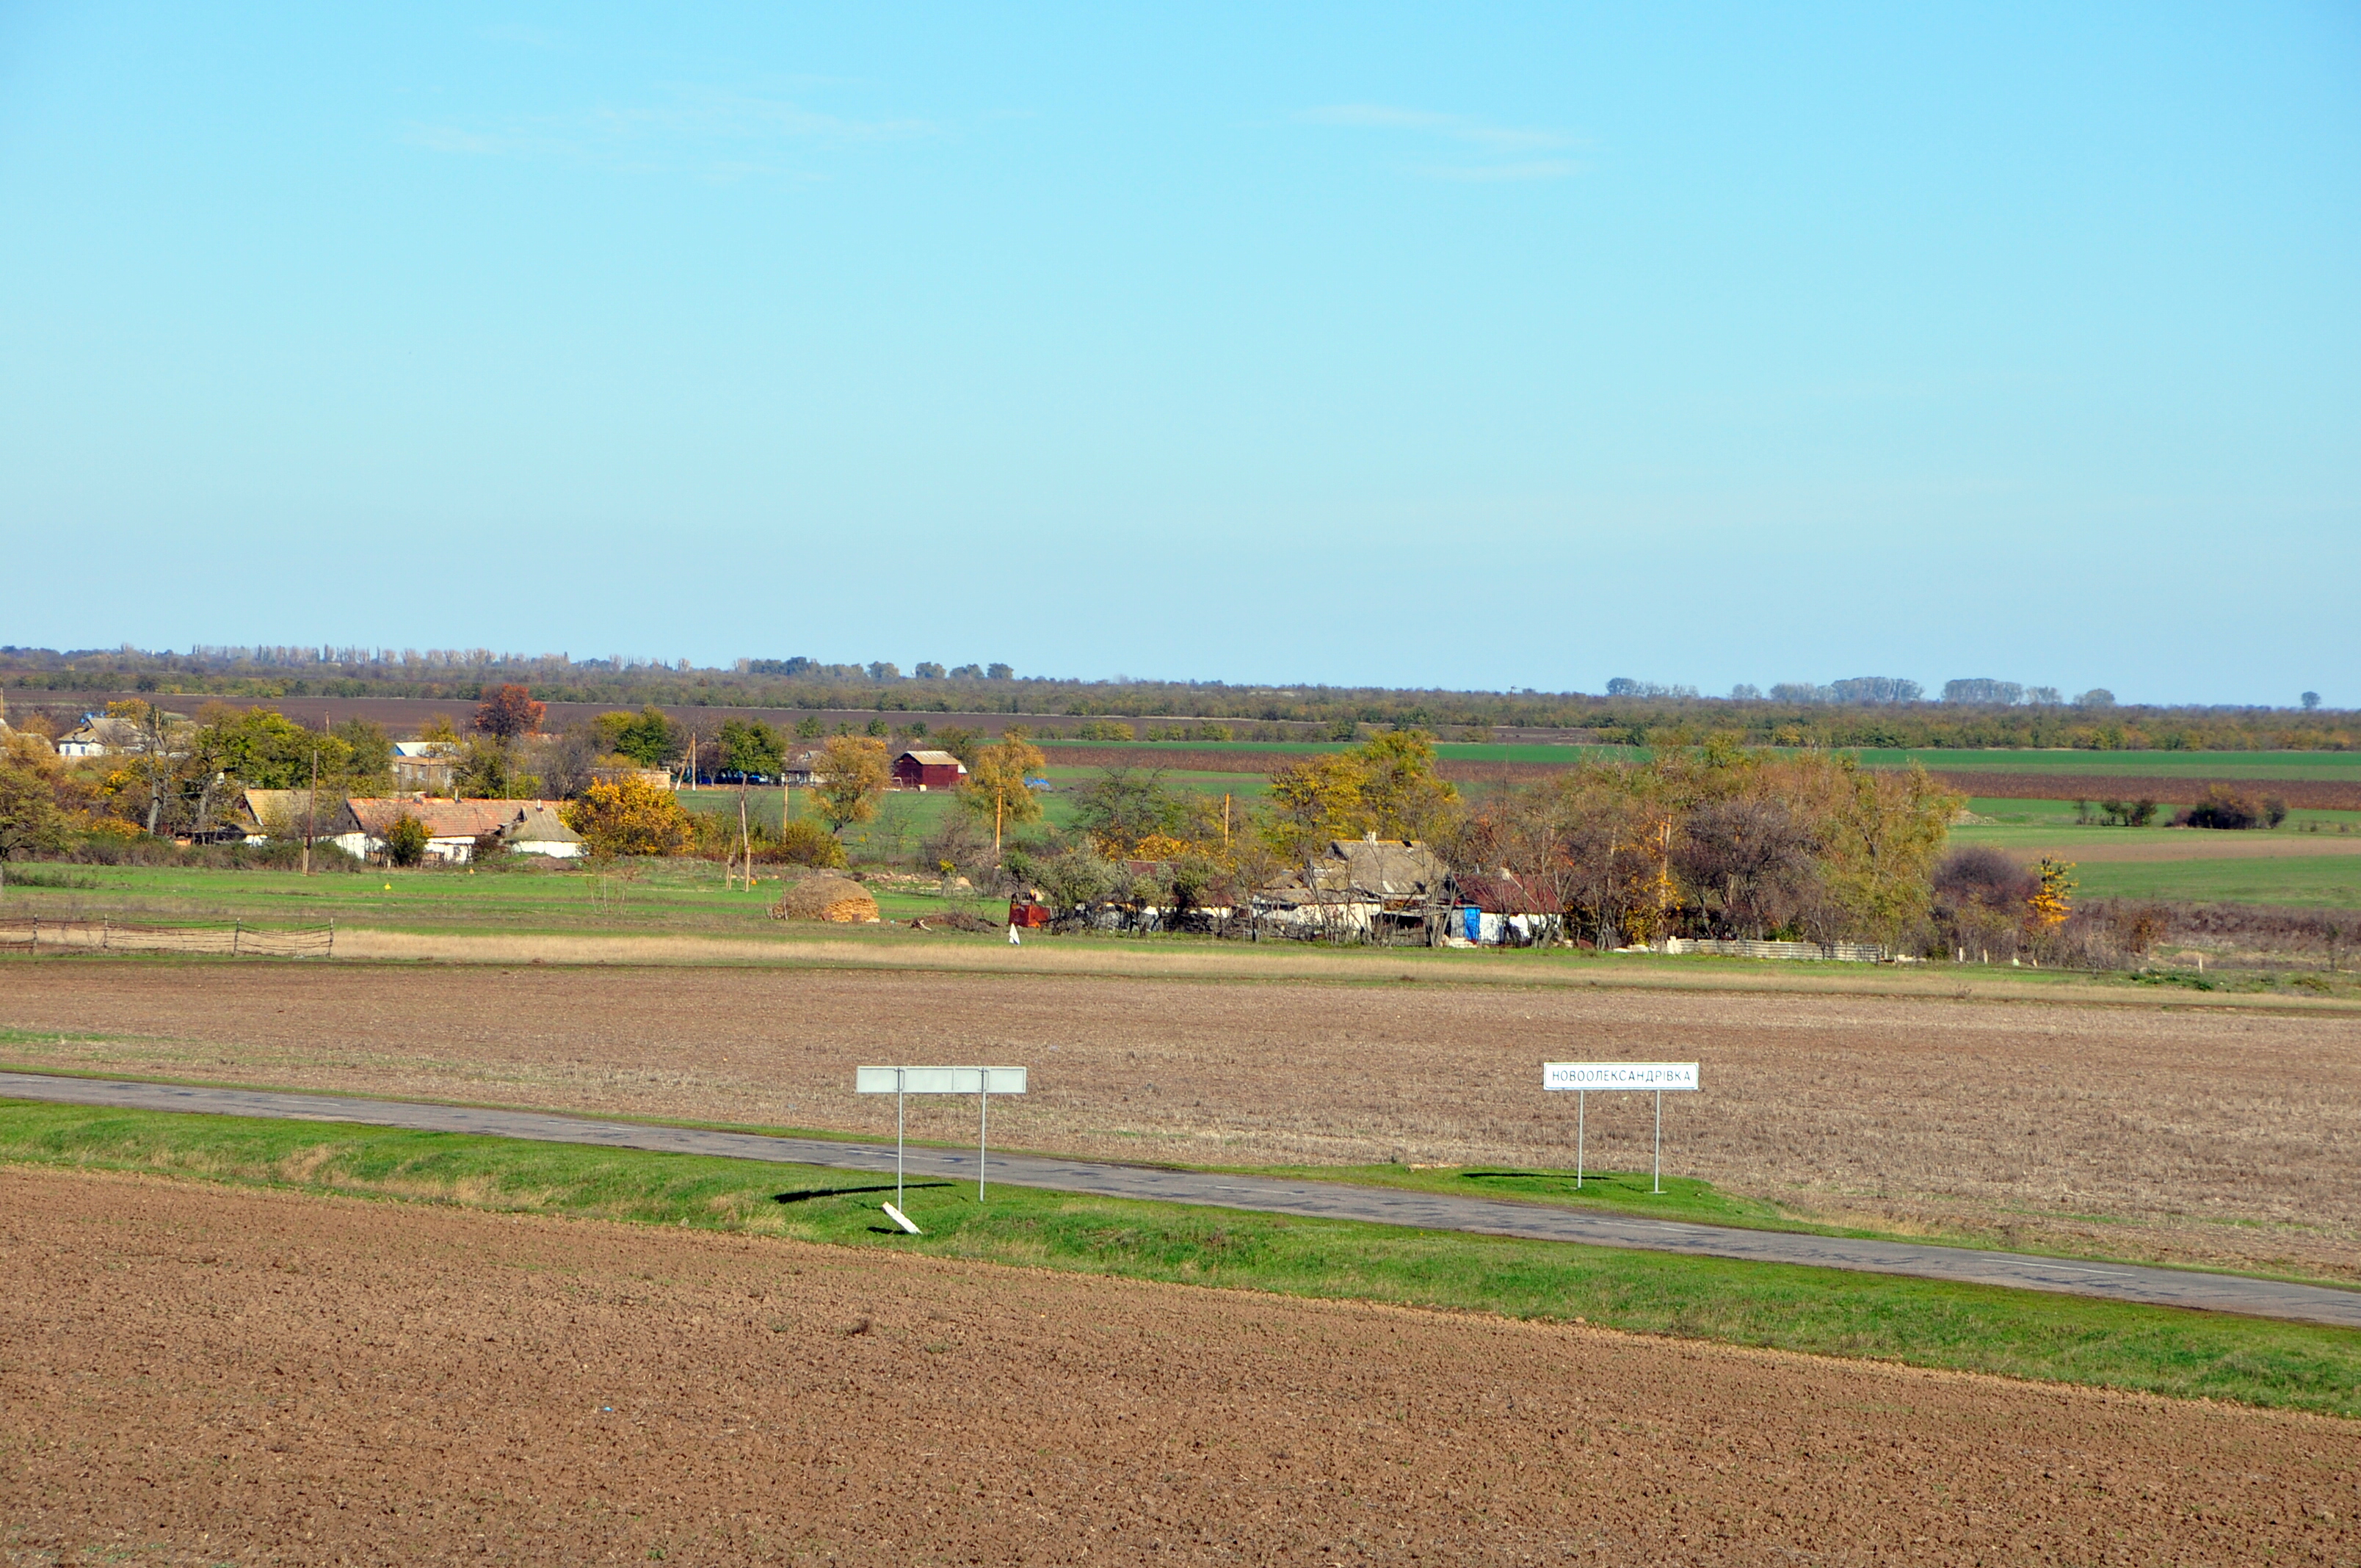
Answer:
6 1071 2357 1329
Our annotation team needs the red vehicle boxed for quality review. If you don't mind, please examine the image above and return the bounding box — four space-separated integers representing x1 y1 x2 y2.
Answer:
1007 900 1053 929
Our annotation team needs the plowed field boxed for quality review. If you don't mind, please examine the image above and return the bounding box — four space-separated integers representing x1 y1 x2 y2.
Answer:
1 964 2355 1280
4 1168 2353 1566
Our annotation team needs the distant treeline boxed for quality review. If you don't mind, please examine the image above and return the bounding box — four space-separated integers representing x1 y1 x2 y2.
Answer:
0 647 2347 752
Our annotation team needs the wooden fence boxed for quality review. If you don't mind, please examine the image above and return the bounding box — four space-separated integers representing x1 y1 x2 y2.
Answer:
0 919 335 958
1661 937 1886 962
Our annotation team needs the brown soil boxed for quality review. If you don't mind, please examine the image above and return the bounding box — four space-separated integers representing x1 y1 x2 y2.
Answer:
4 1168 2352 1567
2 965 2356 1280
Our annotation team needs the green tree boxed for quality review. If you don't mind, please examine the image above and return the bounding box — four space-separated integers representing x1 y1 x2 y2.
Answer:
717 719 785 780
1815 761 1960 948
812 736 889 835
1071 765 1186 858
330 719 394 791
452 736 539 799
194 705 355 792
382 813 431 868
958 730 1046 851
609 705 679 768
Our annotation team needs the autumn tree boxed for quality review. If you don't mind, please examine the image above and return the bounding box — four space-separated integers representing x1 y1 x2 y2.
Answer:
0 736 76 860
2026 857 2075 933
1809 760 1960 948
1263 749 1376 863
1354 729 1461 841
811 735 889 836
958 730 1046 852
562 775 692 857
104 699 189 835
474 684 546 741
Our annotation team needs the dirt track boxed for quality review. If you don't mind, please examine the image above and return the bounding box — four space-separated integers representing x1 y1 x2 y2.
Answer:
1 963 2355 1280
4 1168 2353 1566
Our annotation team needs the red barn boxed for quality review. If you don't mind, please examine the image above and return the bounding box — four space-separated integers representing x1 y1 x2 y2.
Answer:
893 749 969 791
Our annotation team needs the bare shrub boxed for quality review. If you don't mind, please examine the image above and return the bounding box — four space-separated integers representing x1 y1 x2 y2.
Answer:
2178 785 2260 830
1932 846 2034 959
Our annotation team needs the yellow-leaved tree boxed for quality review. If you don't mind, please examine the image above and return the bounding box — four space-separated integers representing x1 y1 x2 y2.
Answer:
959 729 1046 852
2026 857 2075 932
812 736 889 837
562 775 692 858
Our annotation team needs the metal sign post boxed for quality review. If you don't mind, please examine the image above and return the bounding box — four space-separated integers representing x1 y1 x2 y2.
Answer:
1542 1063 1700 1194
856 1066 1030 1211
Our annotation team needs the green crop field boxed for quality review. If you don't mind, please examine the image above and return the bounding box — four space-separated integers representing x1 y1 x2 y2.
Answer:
2067 857 2361 910
1852 748 2361 780
2 1100 2352 1418
1039 738 2361 777
0 857 788 934
1040 738 1644 765
1951 796 2361 832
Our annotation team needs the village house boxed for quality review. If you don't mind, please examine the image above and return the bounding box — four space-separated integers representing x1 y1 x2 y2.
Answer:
1253 835 1451 940
1448 870 1565 947
892 749 969 791
233 788 332 843
332 797 582 863
390 740 456 795
54 713 168 759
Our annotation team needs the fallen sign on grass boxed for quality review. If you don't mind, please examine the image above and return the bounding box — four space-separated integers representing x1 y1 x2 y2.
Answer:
855 1065 1030 1213
1542 1061 1700 1195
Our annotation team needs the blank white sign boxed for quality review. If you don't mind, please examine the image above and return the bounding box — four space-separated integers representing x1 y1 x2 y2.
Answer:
857 1066 1029 1095
1543 1062 1699 1092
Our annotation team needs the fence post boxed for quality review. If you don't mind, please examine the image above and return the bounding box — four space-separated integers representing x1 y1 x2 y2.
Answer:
327 918 335 960
233 920 241 957
103 919 109 951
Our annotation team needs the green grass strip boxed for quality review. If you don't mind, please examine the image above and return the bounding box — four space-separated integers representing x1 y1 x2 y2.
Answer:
2 1100 2354 1419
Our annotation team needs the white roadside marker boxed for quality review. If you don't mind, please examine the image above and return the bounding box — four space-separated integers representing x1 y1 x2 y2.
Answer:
881 1202 923 1235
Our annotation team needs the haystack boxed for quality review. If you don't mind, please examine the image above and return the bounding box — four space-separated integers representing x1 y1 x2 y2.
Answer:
772 875 881 923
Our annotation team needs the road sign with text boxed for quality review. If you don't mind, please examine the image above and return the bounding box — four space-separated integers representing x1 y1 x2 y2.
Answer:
1543 1062 1698 1092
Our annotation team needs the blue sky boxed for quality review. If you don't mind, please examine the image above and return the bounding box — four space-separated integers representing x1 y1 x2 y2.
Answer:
2 4 2354 704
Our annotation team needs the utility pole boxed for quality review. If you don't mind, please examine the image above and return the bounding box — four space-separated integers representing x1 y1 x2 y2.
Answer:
303 747 318 876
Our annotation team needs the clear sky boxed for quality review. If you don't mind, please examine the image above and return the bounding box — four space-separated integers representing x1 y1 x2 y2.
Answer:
3 4 2354 705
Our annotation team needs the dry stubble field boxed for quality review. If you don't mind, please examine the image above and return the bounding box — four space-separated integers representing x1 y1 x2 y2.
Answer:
4 1167 2354 1567
1 962 2356 1280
